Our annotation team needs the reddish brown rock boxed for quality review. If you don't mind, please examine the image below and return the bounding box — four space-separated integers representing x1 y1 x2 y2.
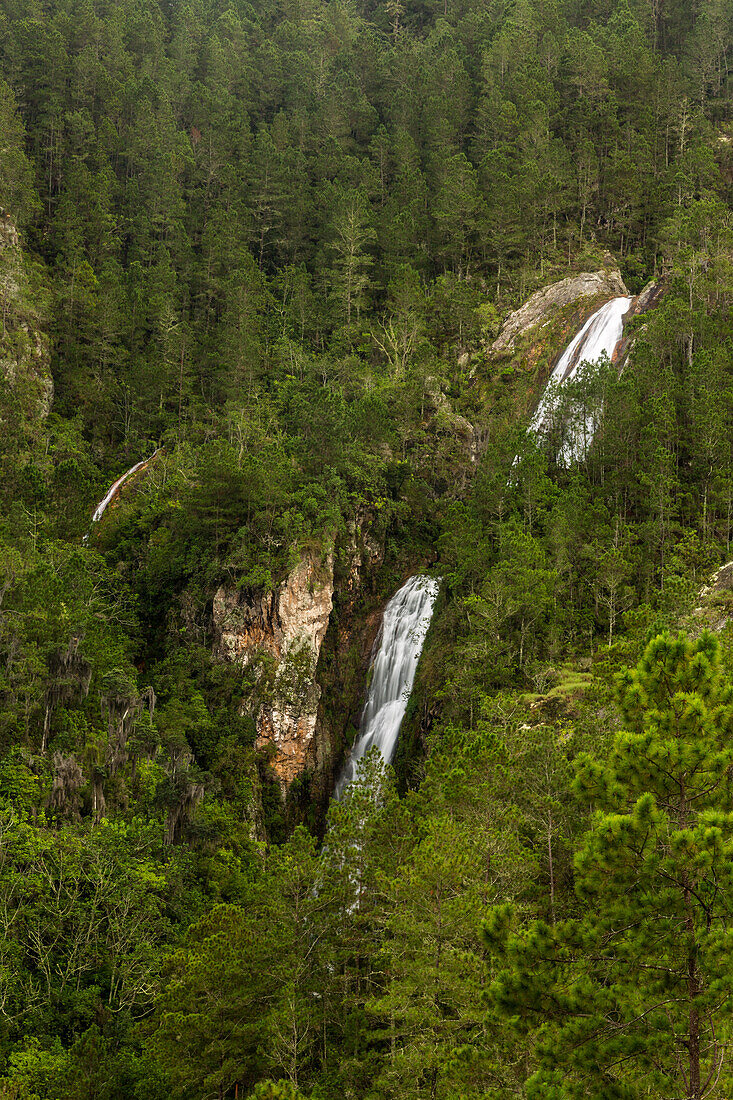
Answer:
213 550 334 789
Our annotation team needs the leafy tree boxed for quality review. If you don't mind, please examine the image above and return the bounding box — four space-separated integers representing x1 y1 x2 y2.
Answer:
152 827 327 1097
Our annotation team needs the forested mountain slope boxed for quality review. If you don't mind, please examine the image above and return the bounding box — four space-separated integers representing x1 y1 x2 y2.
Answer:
0 0 732 1095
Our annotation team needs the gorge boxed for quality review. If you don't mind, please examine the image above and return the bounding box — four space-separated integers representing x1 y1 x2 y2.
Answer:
84 271 661 812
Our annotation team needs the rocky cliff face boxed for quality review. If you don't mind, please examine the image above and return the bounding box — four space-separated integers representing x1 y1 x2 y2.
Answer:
211 507 395 810
0 215 53 418
492 265 629 355
613 278 667 370
483 262 669 428
308 508 387 787
213 550 334 789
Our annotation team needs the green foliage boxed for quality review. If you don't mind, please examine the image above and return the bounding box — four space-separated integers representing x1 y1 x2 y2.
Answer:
488 631 733 1098
0 0 731 1095
0 78 38 225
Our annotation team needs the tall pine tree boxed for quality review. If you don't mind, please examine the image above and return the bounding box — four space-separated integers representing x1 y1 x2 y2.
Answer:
485 630 733 1100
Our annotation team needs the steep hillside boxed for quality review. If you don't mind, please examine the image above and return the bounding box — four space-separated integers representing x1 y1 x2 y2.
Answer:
0 215 53 417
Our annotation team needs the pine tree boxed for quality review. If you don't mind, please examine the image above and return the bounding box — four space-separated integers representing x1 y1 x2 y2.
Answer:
0 79 38 225
485 630 733 1100
326 187 376 330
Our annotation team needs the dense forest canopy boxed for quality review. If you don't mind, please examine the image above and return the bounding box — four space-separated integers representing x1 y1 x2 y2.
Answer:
0 0 732 1096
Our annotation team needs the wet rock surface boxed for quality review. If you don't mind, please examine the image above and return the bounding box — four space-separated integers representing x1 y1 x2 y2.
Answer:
613 279 668 367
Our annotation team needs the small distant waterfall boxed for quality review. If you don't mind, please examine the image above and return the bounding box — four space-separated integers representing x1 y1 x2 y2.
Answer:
529 295 632 464
335 575 440 800
85 449 160 536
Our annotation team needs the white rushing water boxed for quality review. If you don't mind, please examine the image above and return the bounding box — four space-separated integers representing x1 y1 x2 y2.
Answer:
87 449 160 532
529 295 633 465
335 574 440 800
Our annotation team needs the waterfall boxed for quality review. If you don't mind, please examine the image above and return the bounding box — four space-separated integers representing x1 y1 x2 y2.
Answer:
334 574 440 800
86 449 160 535
529 295 633 465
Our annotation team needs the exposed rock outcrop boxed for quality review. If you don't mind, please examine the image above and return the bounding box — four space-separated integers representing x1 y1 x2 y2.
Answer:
0 214 53 417
701 561 733 598
628 279 666 318
484 265 668 443
613 279 668 370
307 511 387 787
492 267 629 354
483 265 632 417
213 550 334 789
689 561 733 635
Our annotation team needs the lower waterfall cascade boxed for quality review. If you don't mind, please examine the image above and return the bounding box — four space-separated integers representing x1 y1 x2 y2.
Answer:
529 294 633 464
334 574 440 800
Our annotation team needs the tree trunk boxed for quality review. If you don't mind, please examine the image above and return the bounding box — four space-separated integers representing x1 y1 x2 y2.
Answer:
688 945 701 1100
547 811 555 925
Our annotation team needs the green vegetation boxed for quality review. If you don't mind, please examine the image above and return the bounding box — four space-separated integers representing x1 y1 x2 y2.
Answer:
486 631 733 1098
0 0 732 1094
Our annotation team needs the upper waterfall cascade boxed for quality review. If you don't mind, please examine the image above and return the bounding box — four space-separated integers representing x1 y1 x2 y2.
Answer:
529 295 633 464
335 574 440 800
87 449 160 532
